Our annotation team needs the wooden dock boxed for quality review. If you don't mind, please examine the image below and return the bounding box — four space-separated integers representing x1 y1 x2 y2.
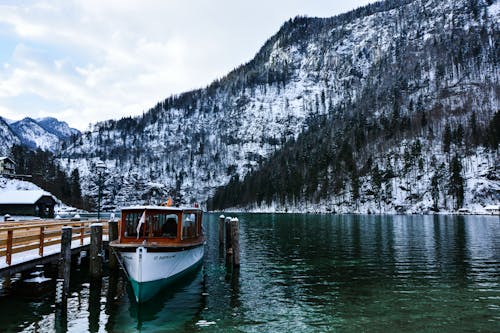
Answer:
0 219 109 276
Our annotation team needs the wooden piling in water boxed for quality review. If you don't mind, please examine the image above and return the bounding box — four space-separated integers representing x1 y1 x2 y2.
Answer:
58 226 72 294
219 215 225 246
225 217 232 252
108 221 119 270
231 218 240 267
89 223 103 279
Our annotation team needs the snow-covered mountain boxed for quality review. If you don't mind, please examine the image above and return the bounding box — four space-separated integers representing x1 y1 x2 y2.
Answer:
10 117 61 151
37 117 80 140
60 0 499 212
0 116 80 153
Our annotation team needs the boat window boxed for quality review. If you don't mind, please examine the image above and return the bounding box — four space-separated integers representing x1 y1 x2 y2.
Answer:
124 212 142 238
182 213 197 239
146 213 162 238
146 212 178 238
123 211 178 239
160 214 178 238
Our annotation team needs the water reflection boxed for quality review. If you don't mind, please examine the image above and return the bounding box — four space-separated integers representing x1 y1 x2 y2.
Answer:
0 214 498 332
203 214 500 332
121 266 203 332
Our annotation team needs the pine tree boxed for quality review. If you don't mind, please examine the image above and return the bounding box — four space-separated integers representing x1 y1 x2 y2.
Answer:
454 124 464 147
469 111 478 146
70 169 83 208
350 169 360 207
448 154 464 210
443 123 451 153
431 174 440 211
485 111 500 149
371 164 383 211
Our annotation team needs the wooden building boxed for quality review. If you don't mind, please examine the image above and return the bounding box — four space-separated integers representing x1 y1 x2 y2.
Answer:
0 157 15 175
0 190 56 218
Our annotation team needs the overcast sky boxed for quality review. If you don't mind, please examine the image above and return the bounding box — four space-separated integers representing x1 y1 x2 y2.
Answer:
0 0 375 130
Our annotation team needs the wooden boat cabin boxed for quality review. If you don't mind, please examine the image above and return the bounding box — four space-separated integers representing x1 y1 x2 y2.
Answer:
117 206 203 245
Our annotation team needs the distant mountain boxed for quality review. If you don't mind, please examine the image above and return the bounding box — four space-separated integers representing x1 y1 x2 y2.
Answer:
10 118 61 151
0 116 80 154
37 117 80 140
60 0 499 212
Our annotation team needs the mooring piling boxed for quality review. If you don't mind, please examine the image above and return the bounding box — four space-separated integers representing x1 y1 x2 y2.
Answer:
231 218 240 267
219 215 241 268
225 217 232 252
58 226 72 294
89 223 103 279
219 215 225 246
108 220 119 270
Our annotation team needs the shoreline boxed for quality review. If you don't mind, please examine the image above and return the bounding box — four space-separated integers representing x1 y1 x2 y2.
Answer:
208 210 499 216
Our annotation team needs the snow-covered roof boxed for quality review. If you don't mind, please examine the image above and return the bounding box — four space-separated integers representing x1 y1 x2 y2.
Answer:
0 156 14 163
485 205 499 210
0 190 55 204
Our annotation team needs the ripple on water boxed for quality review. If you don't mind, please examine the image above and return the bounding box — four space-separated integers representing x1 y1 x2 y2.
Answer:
0 214 499 332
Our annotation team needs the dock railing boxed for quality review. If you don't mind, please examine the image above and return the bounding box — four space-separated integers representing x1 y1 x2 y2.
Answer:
0 220 109 265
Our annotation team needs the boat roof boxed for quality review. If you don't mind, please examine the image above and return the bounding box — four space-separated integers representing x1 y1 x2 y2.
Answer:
120 205 202 212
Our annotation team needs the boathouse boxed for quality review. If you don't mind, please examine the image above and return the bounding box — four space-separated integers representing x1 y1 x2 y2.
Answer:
0 190 56 218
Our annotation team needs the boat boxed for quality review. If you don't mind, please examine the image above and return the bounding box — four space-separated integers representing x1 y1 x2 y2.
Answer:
110 204 204 303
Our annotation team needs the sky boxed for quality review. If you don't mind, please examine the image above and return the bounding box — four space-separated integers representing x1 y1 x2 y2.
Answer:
0 0 375 131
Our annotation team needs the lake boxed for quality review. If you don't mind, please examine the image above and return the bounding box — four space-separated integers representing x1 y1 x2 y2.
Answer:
0 214 499 332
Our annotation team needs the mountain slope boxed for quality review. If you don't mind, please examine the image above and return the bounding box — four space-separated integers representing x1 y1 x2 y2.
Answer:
0 116 81 155
210 0 500 213
60 0 499 211
37 117 80 140
0 117 20 156
10 118 61 151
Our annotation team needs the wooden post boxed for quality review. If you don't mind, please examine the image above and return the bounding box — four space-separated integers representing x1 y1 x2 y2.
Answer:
89 223 103 279
231 218 240 267
219 215 225 246
79 223 84 246
39 226 45 257
6 230 13 265
225 217 232 251
59 226 72 295
108 221 119 270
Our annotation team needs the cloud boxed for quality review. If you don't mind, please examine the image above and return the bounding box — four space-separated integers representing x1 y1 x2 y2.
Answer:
0 0 375 130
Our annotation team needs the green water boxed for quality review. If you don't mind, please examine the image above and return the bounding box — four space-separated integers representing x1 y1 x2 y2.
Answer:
0 214 499 332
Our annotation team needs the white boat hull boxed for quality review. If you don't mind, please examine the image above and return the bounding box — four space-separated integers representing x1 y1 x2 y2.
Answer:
118 244 204 302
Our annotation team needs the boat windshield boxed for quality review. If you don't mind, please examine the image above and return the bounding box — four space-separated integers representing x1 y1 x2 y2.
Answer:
152 213 178 238
123 211 179 239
